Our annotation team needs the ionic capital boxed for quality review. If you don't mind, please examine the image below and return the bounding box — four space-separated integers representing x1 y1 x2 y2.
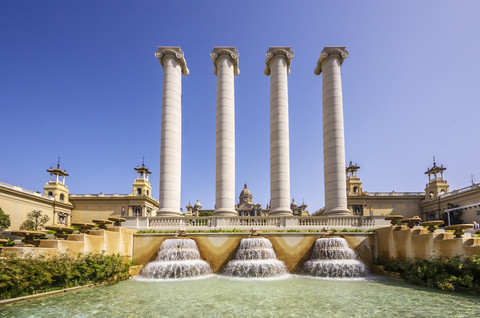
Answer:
264 47 294 76
154 47 189 76
314 47 349 75
210 47 240 76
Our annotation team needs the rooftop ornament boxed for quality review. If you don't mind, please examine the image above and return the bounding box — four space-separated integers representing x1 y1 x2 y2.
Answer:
10 230 46 246
384 215 403 226
92 219 113 230
45 225 74 240
419 221 444 233
71 222 96 233
108 217 126 227
401 216 422 229
444 224 473 238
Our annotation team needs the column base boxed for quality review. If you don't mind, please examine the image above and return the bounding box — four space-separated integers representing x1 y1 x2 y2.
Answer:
156 209 183 217
213 208 237 217
323 208 351 216
269 208 293 217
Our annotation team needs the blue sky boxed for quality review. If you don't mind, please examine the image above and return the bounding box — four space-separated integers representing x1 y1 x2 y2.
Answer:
1 0 479 212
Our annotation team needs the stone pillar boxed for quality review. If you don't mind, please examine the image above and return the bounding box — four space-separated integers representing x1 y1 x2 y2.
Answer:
154 47 189 217
265 47 294 216
314 47 350 216
211 47 239 216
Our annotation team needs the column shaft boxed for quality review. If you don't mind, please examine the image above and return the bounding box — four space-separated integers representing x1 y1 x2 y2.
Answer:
155 47 189 217
214 56 236 215
265 48 294 216
315 47 350 216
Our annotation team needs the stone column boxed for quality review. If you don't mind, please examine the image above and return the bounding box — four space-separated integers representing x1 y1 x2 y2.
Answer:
314 47 350 216
265 47 294 216
154 47 189 217
211 47 239 216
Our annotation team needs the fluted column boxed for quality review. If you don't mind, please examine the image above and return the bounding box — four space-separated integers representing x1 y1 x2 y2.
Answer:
265 47 294 216
314 46 350 216
211 47 239 216
154 47 189 217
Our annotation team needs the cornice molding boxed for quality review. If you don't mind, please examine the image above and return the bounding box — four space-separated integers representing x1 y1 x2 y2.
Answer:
314 47 349 75
264 47 294 76
154 47 189 76
210 47 240 76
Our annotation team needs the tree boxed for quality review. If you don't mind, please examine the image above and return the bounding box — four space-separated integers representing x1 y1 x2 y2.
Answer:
19 210 50 231
0 207 11 231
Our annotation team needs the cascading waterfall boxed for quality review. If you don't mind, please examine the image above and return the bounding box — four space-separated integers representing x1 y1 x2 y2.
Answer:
224 238 287 277
303 237 367 278
139 239 212 279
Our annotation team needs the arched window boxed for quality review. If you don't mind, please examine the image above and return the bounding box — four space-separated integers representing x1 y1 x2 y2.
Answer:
429 192 434 198
60 194 65 202
48 191 53 197
353 186 358 195
440 190 445 195
137 188 142 196
146 190 149 196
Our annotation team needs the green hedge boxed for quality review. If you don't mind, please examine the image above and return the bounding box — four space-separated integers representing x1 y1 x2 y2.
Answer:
0 253 132 300
382 256 480 293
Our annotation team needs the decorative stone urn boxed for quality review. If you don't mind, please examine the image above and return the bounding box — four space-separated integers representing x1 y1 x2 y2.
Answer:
108 217 126 227
92 219 113 230
385 215 403 226
401 216 422 229
71 222 96 233
444 224 473 238
419 221 444 233
45 225 74 240
10 230 46 246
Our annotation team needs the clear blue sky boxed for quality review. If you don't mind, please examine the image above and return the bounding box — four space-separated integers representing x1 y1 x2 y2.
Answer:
1 0 479 212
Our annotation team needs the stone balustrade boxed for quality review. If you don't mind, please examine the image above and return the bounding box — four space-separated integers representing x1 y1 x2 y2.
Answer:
123 215 387 230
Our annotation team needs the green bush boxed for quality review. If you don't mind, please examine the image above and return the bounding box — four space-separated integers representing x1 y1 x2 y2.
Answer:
0 253 132 300
382 256 480 293
0 207 11 231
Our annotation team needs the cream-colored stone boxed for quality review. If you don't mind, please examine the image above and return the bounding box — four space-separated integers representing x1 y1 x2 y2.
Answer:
155 47 188 217
315 47 350 216
211 47 239 216
265 47 294 216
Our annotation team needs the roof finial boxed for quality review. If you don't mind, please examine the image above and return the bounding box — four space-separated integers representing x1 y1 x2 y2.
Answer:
244 181 247 188
57 157 60 169
142 157 145 167
433 155 436 167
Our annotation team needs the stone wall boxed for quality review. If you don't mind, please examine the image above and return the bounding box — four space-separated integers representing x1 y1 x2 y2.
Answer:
376 226 480 263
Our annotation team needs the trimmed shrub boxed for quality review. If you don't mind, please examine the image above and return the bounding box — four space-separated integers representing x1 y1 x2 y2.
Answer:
0 253 132 300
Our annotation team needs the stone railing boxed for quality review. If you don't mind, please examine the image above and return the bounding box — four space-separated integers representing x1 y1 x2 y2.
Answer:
123 215 388 231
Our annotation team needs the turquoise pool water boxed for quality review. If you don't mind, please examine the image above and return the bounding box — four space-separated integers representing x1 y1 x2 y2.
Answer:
1 275 479 317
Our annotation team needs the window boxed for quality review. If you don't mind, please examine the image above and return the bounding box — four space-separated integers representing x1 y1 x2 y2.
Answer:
353 186 358 195
146 190 149 196
429 192 434 198
48 191 53 197
137 188 142 196
59 194 65 202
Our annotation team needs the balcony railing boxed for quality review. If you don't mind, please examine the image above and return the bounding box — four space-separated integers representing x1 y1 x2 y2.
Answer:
123 215 388 230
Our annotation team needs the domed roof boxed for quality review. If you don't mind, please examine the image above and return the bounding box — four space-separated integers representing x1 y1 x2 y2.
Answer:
291 198 298 208
240 183 252 196
194 199 202 208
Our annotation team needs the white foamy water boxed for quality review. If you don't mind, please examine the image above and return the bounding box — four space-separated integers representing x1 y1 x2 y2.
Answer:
139 239 212 279
303 237 367 278
224 238 287 278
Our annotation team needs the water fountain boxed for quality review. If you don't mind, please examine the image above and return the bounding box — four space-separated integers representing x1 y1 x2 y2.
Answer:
303 237 366 278
139 238 212 279
223 237 287 278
